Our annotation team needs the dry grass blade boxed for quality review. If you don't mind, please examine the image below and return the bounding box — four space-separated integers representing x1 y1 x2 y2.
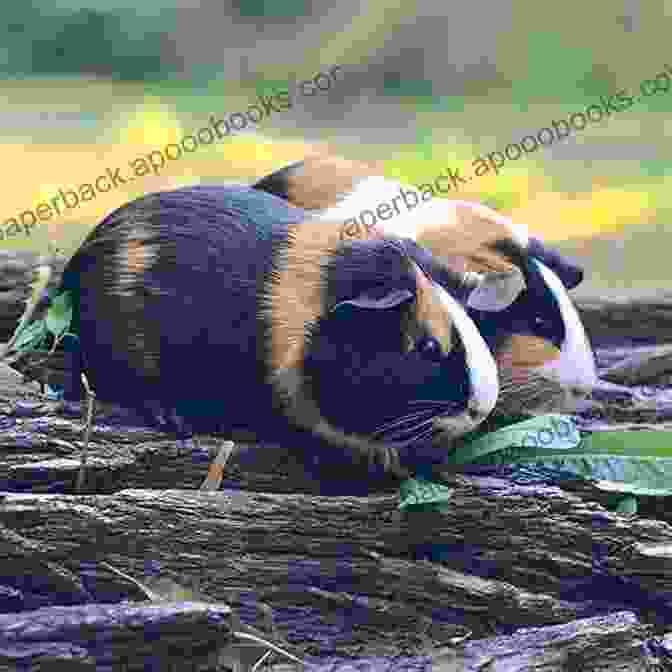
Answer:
97 561 159 601
98 563 310 670
251 649 274 672
75 371 96 493
200 440 236 491
230 631 311 668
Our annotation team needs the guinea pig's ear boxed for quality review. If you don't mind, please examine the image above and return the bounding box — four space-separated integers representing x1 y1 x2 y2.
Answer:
464 269 526 312
331 288 414 313
527 237 584 289
329 238 419 314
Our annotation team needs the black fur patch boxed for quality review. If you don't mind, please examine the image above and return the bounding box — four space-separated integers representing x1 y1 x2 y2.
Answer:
251 161 305 201
527 236 584 289
487 237 529 273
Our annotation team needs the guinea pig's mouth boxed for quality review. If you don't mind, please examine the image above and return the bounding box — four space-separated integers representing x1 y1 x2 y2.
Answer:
493 365 572 417
489 335 592 418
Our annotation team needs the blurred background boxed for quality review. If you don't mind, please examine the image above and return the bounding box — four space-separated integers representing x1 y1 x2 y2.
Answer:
0 0 670 299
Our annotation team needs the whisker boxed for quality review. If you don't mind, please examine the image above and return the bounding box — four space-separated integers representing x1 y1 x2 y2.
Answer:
368 397 467 447
372 416 438 442
398 425 440 454
371 409 438 436
411 425 438 445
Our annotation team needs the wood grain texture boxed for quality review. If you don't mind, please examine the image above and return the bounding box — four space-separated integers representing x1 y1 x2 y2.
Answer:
1 251 672 669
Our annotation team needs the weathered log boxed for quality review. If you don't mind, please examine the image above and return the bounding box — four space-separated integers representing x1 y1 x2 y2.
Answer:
0 603 662 671
2 252 672 668
427 610 663 672
601 344 672 386
577 294 672 348
0 601 238 671
1 483 672 656
0 397 354 495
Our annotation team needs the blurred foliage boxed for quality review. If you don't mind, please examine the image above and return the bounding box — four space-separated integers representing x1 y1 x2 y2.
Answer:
231 0 309 19
0 1 174 81
0 0 670 290
511 31 611 102
382 74 434 99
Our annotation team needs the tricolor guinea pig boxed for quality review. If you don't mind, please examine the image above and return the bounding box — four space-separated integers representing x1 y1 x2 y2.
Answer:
253 154 597 418
45 185 500 488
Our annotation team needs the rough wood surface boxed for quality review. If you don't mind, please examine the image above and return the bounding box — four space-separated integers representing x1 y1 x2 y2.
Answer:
2 252 672 669
0 601 237 671
0 602 661 671
578 294 672 347
0 482 671 659
601 344 672 386
427 610 662 672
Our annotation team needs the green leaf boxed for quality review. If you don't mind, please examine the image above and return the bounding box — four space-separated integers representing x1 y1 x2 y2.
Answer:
468 424 672 497
445 414 581 465
400 417 672 507
612 495 639 514
576 430 672 458
505 451 672 497
398 477 454 511
44 291 73 340
13 319 48 351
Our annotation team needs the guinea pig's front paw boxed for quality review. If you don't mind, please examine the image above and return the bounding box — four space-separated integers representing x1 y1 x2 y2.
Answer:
393 436 458 473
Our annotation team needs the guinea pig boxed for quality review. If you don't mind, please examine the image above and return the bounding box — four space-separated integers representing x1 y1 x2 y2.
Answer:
45 184 500 489
252 154 597 418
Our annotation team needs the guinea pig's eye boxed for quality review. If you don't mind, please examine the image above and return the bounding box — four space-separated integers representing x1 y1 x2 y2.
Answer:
417 336 442 361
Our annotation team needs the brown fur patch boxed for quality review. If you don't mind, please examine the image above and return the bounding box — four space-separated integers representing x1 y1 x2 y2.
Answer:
266 216 347 373
416 202 520 275
124 237 150 276
276 153 523 277
265 216 413 477
284 155 376 210
275 152 524 277
113 234 160 379
266 219 459 372
411 263 453 355
496 334 561 369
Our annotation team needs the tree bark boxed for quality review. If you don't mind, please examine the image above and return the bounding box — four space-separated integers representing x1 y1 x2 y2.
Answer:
2 252 672 669
0 480 671 661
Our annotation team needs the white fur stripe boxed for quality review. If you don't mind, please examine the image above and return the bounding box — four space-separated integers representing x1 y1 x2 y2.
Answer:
312 176 531 250
533 259 597 387
313 176 445 240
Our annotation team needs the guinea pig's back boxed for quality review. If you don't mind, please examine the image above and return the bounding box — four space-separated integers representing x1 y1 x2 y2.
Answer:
62 185 305 430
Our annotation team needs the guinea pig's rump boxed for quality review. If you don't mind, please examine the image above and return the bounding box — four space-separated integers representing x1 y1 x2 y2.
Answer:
61 186 304 434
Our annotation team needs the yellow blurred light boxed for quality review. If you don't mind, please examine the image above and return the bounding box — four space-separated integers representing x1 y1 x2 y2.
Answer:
216 134 321 178
116 97 183 150
510 187 654 240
